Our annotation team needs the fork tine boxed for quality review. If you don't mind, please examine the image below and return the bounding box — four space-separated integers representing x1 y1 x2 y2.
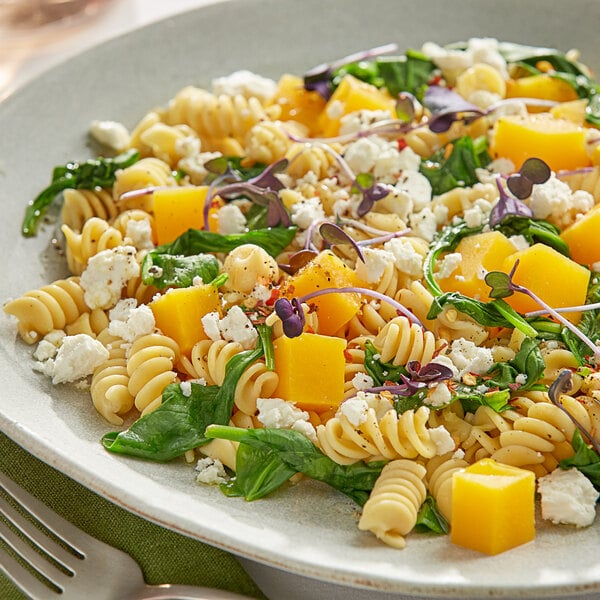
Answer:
0 497 75 586
0 470 92 555
0 545 61 599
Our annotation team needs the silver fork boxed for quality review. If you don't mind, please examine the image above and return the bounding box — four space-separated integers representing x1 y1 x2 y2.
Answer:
0 471 254 600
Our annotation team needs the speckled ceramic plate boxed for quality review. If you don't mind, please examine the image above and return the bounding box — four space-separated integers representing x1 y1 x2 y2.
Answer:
1 1 599 598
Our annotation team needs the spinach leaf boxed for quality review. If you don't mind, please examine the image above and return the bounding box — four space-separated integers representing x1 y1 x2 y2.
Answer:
102 345 264 461
427 293 538 338
141 252 221 289
394 389 429 414
363 339 407 386
493 216 570 257
455 387 511 414
559 430 600 490
22 149 139 236
155 226 297 258
205 425 385 505
420 136 491 197
486 337 545 392
375 50 437 100
414 496 449 534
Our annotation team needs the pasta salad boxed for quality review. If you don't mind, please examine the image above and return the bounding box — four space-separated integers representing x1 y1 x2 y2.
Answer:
5 37 600 553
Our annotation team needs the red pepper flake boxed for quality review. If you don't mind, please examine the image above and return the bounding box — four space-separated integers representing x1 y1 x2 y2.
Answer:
428 74 443 86
265 288 280 306
343 349 353 361
397 138 408 151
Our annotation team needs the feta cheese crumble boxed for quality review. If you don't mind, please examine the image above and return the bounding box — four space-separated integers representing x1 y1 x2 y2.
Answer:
108 299 155 342
537 468 599 527
195 457 229 485
89 120 131 151
446 338 494 378
201 305 258 349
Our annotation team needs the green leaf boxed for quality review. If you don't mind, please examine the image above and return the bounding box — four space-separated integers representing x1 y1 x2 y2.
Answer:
486 337 545 393
559 430 600 490
420 136 491 197
455 387 511 414
493 216 570 257
562 281 600 366
484 271 513 299
102 346 264 460
375 50 437 100
22 149 139 236
205 425 385 505
155 226 297 258
141 252 221 289
363 339 407 386
414 495 449 534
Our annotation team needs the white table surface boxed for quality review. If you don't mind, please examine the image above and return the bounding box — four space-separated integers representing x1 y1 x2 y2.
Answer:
0 0 218 100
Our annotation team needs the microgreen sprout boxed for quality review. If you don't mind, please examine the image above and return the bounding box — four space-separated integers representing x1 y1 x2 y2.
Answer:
364 360 454 396
303 43 399 100
274 297 306 338
423 86 486 133
485 263 600 361
274 287 423 338
488 158 550 227
319 222 365 262
202 158 290 230
549 369 600 454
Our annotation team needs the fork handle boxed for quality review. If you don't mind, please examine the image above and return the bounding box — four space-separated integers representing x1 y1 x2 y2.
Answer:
135 583 253 600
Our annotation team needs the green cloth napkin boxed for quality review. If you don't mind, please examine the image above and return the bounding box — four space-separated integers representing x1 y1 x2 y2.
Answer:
0 433 267 600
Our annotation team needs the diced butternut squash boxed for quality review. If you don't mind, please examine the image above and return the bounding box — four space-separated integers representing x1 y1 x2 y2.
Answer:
281 250 366 336
500 243 590 324
273 332 347 412
437 231 518 300
560 203 600 267
451 458 535 555
153 186 220 245
550 98 589 126
150 284 220 354
272 74 327 135
506 74 579 105
491 113 591 172
317 75 395 137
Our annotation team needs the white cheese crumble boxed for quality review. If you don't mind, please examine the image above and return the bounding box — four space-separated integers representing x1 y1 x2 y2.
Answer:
89 120 131 151
290 197 325 229
211 70 277 103
395 170 432 212
195 457 229 485
429 425 456 455
446 338 494 378
201 306 258 349
256 398 317 443
426 382 452 407
217 203 247 235
537 468 599 527
410 207 438 242
355 247 395 283
108 299 155 342
338 397 369 426
34 334 109 384
351 372 375 392
383 237 424 277
436 252 461 279
125 219 154 250
80 245 140 310
529 174 594 228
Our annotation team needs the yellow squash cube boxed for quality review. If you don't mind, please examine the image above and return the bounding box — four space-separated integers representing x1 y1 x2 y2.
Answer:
506 74 579 105
150 284 220 355
500 243 590 324
560 203 600 268
273 332 347 412
451 458 536 555
282 250 366 336
317 75 395 137
153 186 220 245
272 74 327 135
437 231 518 300
491 113 591 172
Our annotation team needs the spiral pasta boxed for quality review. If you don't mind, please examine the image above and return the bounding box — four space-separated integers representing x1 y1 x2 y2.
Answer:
425 453 469 521
91 328 134 425
112 157 177 208
62 217 125 275
358 459 427 549
234 359 279 415
4 277 88 344
126 332 180 414
316 405 448 465
372 316 438 366
61 188 119 232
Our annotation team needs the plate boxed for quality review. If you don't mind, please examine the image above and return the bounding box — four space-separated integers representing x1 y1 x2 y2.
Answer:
1 1 599 598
